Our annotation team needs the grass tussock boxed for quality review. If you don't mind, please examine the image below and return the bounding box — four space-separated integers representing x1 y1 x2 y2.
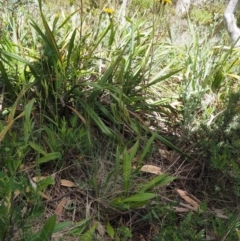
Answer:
1 0 240 240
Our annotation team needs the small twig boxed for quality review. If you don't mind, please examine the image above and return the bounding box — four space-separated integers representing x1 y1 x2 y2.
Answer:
42 190 76 204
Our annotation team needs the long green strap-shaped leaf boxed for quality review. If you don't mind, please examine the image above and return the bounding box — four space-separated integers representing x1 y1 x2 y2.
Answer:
0 50 39 78
110 193 156 210
135 68 182 93
7 82 36 123
0 83 35 142
24 98 35 136
89 42 130 102
89 23 111 57
36 152 62 164
37 0 62 64
81 223 97 241
123 140 139 193
57 9 80 30
78 100 112 137
154 132 191 158
137 132 156 166
140 174 175 193
121 192 156 203
67 29 77 68
30 215 57 241
29 141 47 156
0 111 25 142
39 215 57 240
122 150 132 193
0 60 15 95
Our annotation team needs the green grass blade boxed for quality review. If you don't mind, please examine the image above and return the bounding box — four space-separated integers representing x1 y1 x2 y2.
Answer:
89 23 111 56
30 21 51 47
0 60 15 95
129 140 139 161
29 141 47 156
57 9 80 30
37 0 62 63
0 111 25 142
8 82 35 123
53 221 72 233
123 148 132 194
106 221 115 239
137 133 156 166
89 44 129 101
24 98 35 139
81 223 97 241
95 102 116 123
140 174 175 193
66 29 76 67
0 50 39 78
136 68 182 93
79 101 112 137
154 132 189 157
39 215 57 240
122 141 138 194
36 152 62 164
121 193 156 203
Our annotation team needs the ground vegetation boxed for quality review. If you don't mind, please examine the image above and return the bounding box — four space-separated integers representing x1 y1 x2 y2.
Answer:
1 0 240 240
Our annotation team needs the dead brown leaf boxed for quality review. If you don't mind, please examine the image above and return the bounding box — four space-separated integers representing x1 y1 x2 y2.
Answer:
139 234 147 241
140 165 162 175
212 208 228 219
159 149 180 163
14 190 21 199
174 207 191 212
55 198 68 216
60 179 77 187
96 221 105 237
178 201 198 212
39 191 51 200
176 189 200 209
206 232 217 240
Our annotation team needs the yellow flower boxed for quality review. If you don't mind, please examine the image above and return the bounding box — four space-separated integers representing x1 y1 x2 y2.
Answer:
159 0 172 4
103 7 115 15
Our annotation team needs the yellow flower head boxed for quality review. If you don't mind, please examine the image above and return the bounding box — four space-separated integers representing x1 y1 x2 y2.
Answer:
159 0 172 4
103 7 115 15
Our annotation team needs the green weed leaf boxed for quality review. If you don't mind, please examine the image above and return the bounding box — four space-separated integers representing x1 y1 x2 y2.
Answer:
107 221 115 238
53 221 72 233
36 152 62 164
39 215 57 240
121 192 156 203
68 219 90 236
30 214 57 240
122 141 139 193
80 223 97 241
140 174 175 193
29 142 47 156
0 60 15 95
138 133 156 166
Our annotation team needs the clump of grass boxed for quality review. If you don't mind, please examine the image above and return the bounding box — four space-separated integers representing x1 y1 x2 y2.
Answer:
0 0 179 239
1 0 240 240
